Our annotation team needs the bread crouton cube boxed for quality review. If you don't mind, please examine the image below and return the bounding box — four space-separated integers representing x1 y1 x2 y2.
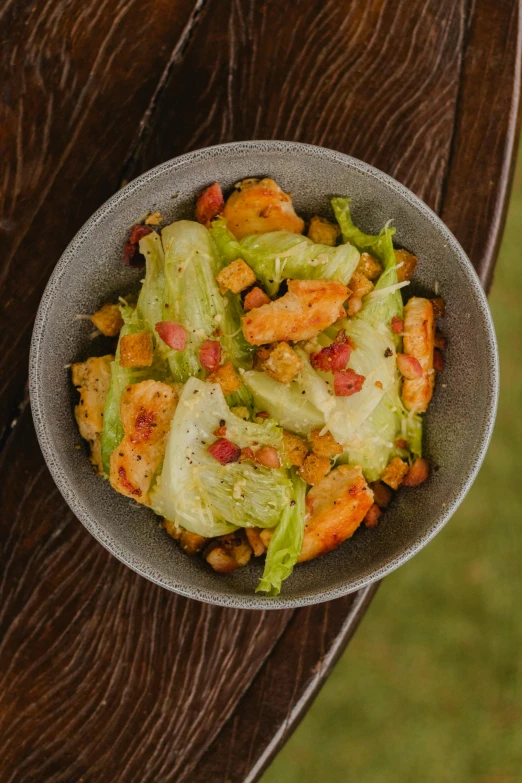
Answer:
216 258 256 294
381 457 409 490
91 303 124 337
163 519 207 553
307 215 339 246
261 341 303 385
259 528 274 548
395 249 418 283
283 431 309 467
348 271 374 299
119 332 153 367
356 252 383 280
207 360 242 396
245 527 266 556
308 429 343 458
297 453 331 485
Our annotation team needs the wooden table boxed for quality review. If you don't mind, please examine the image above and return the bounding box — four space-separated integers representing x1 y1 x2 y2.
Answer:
0 2 519 781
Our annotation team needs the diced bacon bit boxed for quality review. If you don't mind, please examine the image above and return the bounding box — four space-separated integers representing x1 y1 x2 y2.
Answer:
155 322 187 351
123 224 153 266
255 446 281 468
311 342 352 372
396 353 423 380
394 438 408 449
130 409 156 444
200 339 222 372
433 348 444 371
402 458 430 487
243 287 271 310
239 447 255 462
333 368 365 396
391 316 404 334
195 183 224 227
434 331 447 350
364 503 382 528
431 297 446 318
208 438 241 465
370 480 393 508
118 466 142 497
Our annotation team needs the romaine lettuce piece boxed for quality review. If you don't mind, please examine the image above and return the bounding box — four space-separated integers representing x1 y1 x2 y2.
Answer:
162 221 252 382
136 231 167 341
238 231 360 297
209 216 243 266
243 369 325 435
150 378 291 538
256 471 306 596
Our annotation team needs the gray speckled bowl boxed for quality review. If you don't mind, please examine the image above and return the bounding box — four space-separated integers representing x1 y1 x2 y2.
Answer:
29 141 498 609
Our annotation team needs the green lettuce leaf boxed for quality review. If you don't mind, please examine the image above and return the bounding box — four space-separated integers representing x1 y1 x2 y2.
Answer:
256 470 306 596
150 377 291 537
243 369 325 436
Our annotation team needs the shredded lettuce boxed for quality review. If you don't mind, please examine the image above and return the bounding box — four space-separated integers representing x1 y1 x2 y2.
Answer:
150 378 291 537
256 470 306 596
162 220 252 382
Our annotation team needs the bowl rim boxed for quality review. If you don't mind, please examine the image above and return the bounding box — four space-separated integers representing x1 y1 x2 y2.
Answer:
29 140 499 609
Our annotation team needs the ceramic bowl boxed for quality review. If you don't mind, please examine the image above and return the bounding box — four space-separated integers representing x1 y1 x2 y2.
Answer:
29 141 498 609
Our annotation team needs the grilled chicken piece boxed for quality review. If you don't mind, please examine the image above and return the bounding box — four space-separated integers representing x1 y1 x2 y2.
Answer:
298 465 373 562
222 178 304 239
402 297 436 413
72 355 113 475
242 279 349 345
110 380 177 504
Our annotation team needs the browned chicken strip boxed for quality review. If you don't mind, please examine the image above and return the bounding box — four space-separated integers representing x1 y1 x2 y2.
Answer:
71 355 113 475
110 380 177 504
298 465 374 563
222 178 304 239
242 279 349 345
402 297 436 413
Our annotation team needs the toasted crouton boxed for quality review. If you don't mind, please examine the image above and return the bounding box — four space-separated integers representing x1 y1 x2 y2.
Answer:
245 527 266 556
356 252 383 280
299 465 373 562
242 279 349 345
204 532 252 573
308 429 343 458
72 355 113 474
283 431 309 467
163 519 207 553
223 178 304 239
260 529 274 548
395 249 418 282
307 215 339 246
216 258 256 294
207 360 242 396
119 332 153 368
381 457 409 490
260 341 303 384
297 453 331 485
91 303 124 337
348 271 374 299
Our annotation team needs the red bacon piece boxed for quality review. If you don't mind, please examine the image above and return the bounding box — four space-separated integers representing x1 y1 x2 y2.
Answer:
155 322 187 351
243 287 271 311
123 224 153 266
200 339 222 372
396 353 423 379
311 342 352 372
391 316 404 334
333 368 365 397
208 438 241 465
195 183 225 227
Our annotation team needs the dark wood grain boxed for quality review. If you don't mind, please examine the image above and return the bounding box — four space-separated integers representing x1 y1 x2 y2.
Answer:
0 0 206 444
0 1 519 782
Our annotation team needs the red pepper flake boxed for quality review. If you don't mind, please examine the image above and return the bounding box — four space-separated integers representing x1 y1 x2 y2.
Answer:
118 466 142 496
433 348 444 371
255 446 281 468
208 438 241 464
244 287 271 310
155 322 187 350
195 183 224 227
123 224 153 267
130 408 156 444
397 353 423 379
391 316 404 334
200 339 222 372
311 342 352 372
333 368 365 396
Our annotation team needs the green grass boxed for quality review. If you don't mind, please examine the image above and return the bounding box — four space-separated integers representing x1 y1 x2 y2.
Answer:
261 155 522 783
